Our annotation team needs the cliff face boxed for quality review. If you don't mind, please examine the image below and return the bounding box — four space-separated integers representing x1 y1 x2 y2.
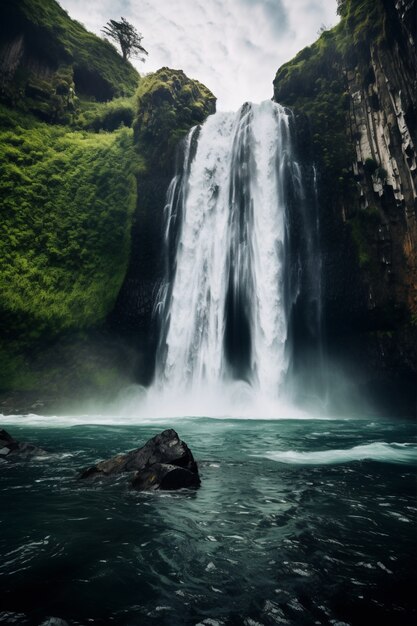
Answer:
274 0 416 416
0 0 141 403
111 69 216 381
0 2 215 403
0 3 216 405
0 0 139 122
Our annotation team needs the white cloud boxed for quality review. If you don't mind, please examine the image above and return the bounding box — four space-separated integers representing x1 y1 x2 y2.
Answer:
59 0 338 110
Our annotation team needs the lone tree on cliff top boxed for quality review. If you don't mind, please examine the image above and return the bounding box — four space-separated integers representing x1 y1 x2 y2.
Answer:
102 17 148 62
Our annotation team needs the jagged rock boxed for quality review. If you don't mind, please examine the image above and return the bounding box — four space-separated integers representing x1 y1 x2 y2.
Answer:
79 429 200 491
0 429 47 460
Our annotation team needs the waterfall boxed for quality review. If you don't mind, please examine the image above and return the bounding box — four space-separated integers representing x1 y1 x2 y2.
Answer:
153 100 319 412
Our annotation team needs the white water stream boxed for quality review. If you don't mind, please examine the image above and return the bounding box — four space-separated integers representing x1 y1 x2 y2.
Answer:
155 101 300 410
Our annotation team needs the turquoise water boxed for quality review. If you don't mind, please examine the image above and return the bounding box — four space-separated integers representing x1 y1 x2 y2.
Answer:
0 417 416 625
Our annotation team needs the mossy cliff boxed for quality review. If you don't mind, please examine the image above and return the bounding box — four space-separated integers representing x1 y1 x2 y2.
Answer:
111 68 216 375
0 0 139 122
0 104 138 402
0 0 142 406
274 0 417 415
0 0 217 402
134 68 216 173
0 12 215 407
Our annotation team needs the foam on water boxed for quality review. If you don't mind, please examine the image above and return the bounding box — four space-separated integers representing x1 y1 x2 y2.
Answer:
261 442 417 465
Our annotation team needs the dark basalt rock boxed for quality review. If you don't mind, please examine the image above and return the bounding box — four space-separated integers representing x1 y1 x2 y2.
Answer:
0 429 47 460
131 463 200 491
79 429 200 491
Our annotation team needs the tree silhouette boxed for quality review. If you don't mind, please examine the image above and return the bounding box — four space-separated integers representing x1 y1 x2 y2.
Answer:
102 17 148 62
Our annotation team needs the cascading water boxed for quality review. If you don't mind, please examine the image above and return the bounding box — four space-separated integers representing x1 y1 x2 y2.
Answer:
152 100 320 416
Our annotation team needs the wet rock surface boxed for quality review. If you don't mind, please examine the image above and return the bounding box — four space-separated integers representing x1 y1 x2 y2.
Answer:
79 429 200 491
0 429 47 461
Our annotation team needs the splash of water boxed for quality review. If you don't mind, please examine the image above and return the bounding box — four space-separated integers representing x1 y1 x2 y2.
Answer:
260 442 417 465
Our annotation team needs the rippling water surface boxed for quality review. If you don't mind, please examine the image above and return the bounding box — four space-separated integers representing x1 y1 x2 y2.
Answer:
0 416 416 625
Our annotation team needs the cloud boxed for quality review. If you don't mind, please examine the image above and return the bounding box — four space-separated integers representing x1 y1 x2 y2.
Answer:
59 0 338 110
238 0 289 34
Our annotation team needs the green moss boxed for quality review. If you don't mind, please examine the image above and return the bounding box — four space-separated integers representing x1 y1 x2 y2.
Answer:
0 346 37 392
134 68 216 172
74 96 136 132
273 0 396 277
0 334 135 396
336 0 386 56
375 166 388 183
273 0 388 203
274 29 355 202
0 105 138 342
0 0 140 120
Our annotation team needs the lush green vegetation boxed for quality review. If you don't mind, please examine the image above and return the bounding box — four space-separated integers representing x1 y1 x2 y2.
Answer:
349 206 381 269
275 29 354 199
0 0 139 121
336 0 386 55
273 0 393 278
0 3 219 397
0 105 137 342
273 0 387 202
134 68 216 172
0 0 146 394
74 97 136 132
0 64 216 394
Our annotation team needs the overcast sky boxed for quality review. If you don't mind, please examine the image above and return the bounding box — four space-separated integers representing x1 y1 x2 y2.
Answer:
60 0 338 110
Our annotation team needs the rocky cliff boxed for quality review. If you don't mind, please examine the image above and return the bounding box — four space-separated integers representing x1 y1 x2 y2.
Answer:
0 2 216 406
0 0 141 406
274 0 416 416
0 0 139 122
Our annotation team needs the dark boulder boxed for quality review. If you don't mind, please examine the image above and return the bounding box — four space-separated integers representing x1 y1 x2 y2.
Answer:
0 429 13 445
131 463 200 491
0 429 47 460
79 429 200 491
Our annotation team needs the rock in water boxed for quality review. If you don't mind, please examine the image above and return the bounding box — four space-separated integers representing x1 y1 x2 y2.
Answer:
131 463 200 490
0 429 47 460
79 429 200 490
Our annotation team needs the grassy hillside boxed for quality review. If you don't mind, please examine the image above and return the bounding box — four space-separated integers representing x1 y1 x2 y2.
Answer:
0 105 138 391
0 66 216 397
0 0 217 400
0 0 140 121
